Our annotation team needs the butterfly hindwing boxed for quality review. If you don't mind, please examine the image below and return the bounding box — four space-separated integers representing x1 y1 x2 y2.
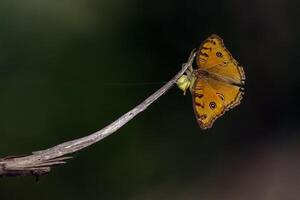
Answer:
206 78 243 109
192 77 243 129
192 78 224 129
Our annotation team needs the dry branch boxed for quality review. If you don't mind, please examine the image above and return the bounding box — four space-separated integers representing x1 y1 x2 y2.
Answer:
0 51 196 178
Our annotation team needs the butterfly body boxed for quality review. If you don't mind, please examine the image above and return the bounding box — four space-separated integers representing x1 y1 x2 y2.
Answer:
177 34 245 129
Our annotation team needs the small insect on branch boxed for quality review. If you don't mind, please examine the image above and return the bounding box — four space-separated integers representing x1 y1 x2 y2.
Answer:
0 50 196 178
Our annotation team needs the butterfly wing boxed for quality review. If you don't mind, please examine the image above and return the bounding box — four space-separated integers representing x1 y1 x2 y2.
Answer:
192 77 243 129
196 34 245 85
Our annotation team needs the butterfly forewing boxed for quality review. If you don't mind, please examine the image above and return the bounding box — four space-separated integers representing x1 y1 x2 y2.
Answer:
196 34 245 85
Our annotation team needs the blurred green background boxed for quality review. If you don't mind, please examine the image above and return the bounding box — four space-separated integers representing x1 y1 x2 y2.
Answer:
0 0 300 199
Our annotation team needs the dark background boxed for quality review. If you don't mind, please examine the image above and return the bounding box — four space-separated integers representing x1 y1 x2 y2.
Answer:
0 0 300 199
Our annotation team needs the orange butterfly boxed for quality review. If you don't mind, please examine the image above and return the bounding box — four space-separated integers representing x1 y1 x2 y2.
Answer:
177 34 245 129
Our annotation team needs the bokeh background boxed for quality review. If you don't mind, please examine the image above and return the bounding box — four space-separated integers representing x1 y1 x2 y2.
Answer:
0 0 300 199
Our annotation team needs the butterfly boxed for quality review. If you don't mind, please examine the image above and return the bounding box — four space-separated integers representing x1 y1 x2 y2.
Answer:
176 34 245 129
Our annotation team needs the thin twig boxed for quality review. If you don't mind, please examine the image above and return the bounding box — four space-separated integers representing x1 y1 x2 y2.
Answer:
0 51 196 177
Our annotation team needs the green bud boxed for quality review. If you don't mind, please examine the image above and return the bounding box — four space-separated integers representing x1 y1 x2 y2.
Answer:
176 75 191 95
